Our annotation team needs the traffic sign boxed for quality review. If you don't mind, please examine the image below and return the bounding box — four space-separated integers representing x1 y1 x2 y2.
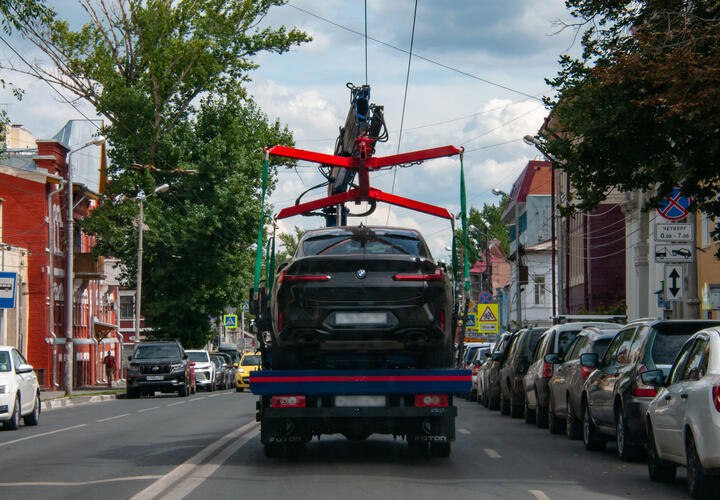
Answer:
477 291 493 304
655 223 692 242
223 314 238 329
477 304 499 334
0 272 17 309
657 188 691 221
465 314 476 327
654 243 693 263
664 265 684 300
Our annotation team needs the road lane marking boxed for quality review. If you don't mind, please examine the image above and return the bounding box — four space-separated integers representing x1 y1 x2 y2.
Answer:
189 396 206 401
0 475 163 487
97 413 130 422
458 428 471 435
1 424 88 446
207 394 221 398
167 401 186 406
129 420 259 500
137 406 161 413
484 448 501 459
529 490 551 500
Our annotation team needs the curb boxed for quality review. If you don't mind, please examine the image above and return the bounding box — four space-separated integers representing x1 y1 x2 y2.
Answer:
42 394 120 411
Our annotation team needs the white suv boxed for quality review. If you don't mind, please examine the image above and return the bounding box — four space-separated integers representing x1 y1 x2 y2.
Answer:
185 349 216 391
0 346 40 429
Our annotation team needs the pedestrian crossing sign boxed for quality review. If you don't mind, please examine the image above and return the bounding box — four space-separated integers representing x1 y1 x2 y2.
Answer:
476 304 499 333
223 314 238 329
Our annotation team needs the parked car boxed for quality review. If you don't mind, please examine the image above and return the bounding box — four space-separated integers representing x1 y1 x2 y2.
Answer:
126 340 192 398
499 327 548 418
236 351 262 392
643 327 720 498
468 344 493 400
210 353 231 390
523 321 622 429
462 343 484 370
479 332 513 410
186 349 216 391
546 326 620 439
580 319 720 461
0 346 40 430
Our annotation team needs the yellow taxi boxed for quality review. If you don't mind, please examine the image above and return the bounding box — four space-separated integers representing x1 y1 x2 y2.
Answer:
235 351 262 392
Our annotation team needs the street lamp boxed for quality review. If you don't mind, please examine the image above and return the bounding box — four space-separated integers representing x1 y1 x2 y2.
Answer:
492 186 522 327
64 135 106 396
134 183 170 345
523 134 558 320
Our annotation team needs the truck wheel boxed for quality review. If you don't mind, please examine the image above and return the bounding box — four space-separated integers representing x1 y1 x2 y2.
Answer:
126 388 139 399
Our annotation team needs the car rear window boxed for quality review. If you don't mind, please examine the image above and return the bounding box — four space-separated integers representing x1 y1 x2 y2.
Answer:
241 355 261 366
557 329 582 357
302 233 428 257
648 323 718 366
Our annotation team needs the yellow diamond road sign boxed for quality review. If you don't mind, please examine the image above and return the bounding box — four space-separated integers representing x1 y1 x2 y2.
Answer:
477 304 499 333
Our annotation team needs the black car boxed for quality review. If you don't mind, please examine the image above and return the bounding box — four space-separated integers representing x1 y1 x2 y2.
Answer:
269 226 455 370
498 327 548 418
126 341 191 398
479 332 513 410
580 319 720 461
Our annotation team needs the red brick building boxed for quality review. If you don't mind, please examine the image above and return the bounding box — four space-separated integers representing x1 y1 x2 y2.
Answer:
1 123 120 388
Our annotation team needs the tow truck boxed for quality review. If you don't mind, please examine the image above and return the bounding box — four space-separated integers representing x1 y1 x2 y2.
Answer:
249 83 471 458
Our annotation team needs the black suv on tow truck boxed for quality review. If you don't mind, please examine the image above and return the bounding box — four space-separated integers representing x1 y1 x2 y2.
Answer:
126 341 191 398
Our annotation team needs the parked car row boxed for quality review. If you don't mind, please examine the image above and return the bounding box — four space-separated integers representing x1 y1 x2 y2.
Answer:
475 318 720 498
126 341 245 398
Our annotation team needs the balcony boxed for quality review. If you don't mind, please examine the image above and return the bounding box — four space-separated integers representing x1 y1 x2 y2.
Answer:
74 253 106 279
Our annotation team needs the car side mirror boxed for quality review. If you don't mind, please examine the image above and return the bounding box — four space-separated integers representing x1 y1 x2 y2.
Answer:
640 369 664 387
544 353 561 364
580 352 598 368
233 362 239 368
15 363 34 374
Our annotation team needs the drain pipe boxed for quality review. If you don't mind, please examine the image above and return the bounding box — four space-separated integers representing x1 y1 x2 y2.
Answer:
115 331 125 382
47 181 63 388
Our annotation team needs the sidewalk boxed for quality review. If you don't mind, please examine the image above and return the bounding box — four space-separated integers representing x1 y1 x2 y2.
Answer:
41 381 126 410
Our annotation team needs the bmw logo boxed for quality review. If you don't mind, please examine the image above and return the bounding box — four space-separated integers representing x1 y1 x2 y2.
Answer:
355 269 367 279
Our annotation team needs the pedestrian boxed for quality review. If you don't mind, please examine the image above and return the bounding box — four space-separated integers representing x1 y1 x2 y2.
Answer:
103 350 116 388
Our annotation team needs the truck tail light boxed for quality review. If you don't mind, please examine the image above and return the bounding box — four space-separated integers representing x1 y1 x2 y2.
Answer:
278 271 331 283
393 268 444 281
414 394 449 407
542 362 554 379
713 386 720 412
270 395 306 408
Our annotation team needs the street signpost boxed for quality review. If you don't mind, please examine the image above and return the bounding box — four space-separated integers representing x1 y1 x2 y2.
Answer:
223 314 238 329
665 265 684 301
655 223 692 242
654 243 693 263
477 304 499 334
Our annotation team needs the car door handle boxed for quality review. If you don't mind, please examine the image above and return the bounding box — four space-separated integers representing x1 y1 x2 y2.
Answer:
681 394 688 400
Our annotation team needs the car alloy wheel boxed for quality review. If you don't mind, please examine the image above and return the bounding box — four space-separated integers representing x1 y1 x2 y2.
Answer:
583 402 605 451
5 395 20 430
616 408 642 461
686 432 714 498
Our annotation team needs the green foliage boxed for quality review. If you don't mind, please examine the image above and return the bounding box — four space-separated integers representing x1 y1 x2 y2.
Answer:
274 226 305 265
542 1 720 247
3 1 310 347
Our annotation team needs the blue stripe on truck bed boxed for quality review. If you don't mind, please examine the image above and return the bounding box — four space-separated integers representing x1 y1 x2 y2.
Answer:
249 369 472 395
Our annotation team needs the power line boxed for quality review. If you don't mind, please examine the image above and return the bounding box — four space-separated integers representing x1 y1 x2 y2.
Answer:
287 3 544 101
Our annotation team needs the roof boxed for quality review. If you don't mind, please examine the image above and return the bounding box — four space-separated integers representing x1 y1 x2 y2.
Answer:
51 119 105 193
502 159 552 221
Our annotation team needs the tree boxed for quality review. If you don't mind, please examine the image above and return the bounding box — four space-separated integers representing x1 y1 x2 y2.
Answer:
541 1 720 240
0 1 310 346
275 226 305 265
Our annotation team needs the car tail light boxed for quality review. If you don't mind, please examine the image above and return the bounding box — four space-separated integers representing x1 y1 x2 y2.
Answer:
393 268 444 281
438 310 445 330
713 386 720 412
414 394 449 407
632 387 657 398
581 365 594 380
472 366 481 376
542 362 554 379
277 312 283 332
271 395 306 408
278 271 331 283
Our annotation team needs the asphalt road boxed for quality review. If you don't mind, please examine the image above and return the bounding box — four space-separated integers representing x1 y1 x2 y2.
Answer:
0 392 693 499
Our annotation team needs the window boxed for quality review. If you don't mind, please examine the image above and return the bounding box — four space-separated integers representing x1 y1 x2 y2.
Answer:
534 276 546 305
564 336 586 361
681 337 709 381
602 328 635 367
667 340 695 385
119 295 135 320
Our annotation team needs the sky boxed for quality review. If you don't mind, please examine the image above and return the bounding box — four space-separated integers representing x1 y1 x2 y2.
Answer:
0 0 580 259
